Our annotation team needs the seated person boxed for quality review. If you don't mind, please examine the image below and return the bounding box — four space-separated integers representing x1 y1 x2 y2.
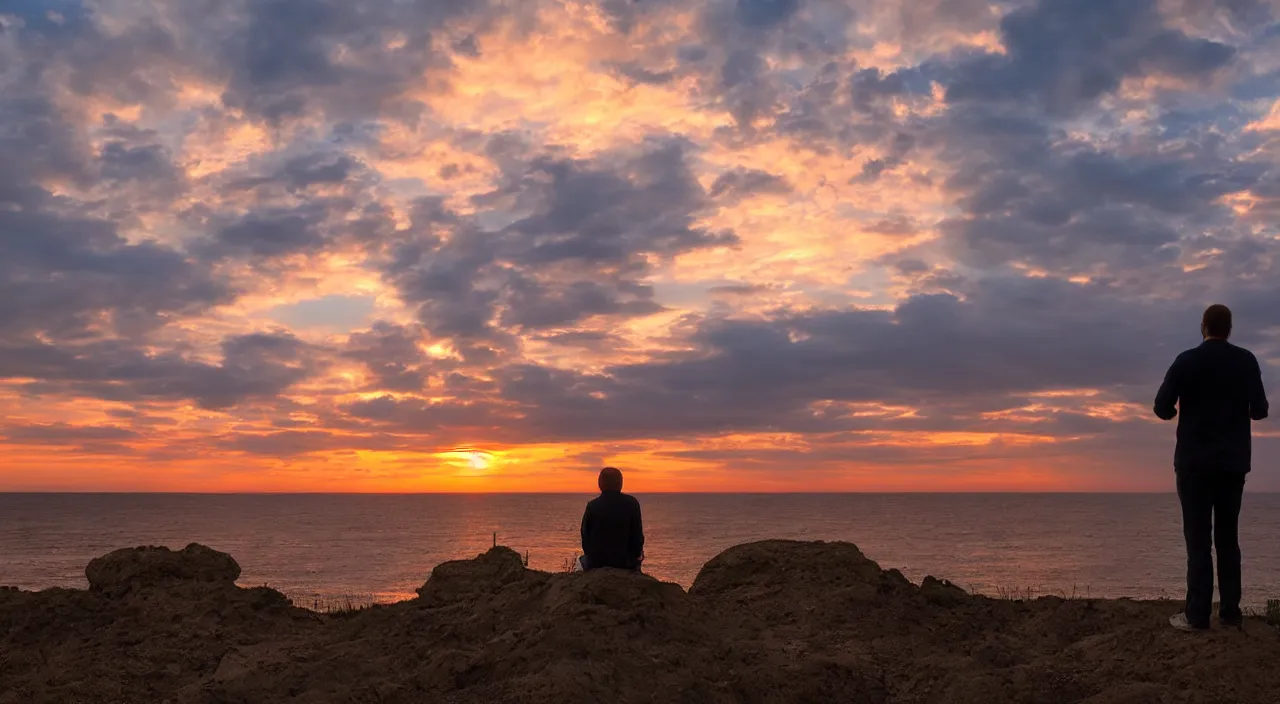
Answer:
579 467 644 571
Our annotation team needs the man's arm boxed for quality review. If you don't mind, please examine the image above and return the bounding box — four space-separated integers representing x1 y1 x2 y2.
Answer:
1154 356 1181 421
580 503 592 555
628 499 645 566
1250 354 1269 421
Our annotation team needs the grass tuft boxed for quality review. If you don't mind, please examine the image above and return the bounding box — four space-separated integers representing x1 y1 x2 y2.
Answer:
987 584 1093 601
286 593 379 615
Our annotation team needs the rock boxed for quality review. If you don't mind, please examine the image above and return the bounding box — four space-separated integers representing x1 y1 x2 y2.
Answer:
85 543 241 598
415 546 527 605
690 540 886 599
921 575 969 605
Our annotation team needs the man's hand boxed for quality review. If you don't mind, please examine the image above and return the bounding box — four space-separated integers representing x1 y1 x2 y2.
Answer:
1154 357 1181 421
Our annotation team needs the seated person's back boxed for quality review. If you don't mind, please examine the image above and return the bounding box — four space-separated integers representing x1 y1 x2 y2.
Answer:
580 467 644 571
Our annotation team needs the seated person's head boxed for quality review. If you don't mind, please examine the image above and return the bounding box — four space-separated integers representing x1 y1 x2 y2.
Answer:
598 466 623 492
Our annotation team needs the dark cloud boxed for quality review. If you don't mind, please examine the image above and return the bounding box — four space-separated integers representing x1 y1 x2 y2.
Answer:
709 167 793 202
691 0 858 128
342 322 431 392
200 205 330 260
99 142 179 183
0 95 91 189
222 429 412 456
891 258 931 275
0 419 141 455
499 276 664 330
342 394 513 436
215 0 487 121
735 0 800 29
2 422 138 443
5 1 180 108
946 0 1236 114
534 330 626 350
897 0 1007 41
222 147 366 194
708 282 771 295
851 67 932 114
865 216 917 236
452 33 480 57
851 132 916 184
0 206 232 339
280 152 355 189
500 140 737 264
928 104 1265 275
0 332 322 410
383 140 736 345
0 59 230 345
2 0 93 36
339 275 1220 445
608 61 677 85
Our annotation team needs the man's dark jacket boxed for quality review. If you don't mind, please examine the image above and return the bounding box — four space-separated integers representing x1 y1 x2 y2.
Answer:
580 490 644 570
1154 339 1269 473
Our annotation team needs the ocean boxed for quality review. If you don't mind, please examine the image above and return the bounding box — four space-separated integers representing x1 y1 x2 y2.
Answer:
3 493 1280 607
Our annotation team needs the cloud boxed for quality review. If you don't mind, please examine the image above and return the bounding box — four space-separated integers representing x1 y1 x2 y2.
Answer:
945 0 1236 113
213 0 489 121
927 103 1266 276
0 331 323 410
99 142 181 183
735 0 801 29
383 139 737 347
0 206 232 339
1 0 1279 489
499 140 737 264
336 275 1210 446
709 167 793 202
607 61 678 86
201 205 331 260
2 422 138 443
342 322 431 392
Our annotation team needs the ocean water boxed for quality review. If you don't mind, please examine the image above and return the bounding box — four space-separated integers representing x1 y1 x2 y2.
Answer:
3 493 1280 607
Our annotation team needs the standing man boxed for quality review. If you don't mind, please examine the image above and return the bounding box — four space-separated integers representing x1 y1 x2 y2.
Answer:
1154 304 1269 631
579 467 645 572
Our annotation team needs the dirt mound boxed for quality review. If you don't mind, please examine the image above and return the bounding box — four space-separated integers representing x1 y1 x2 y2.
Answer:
85 543 241 597
415 546 531 605
692 540 886 596
4 540 1280 704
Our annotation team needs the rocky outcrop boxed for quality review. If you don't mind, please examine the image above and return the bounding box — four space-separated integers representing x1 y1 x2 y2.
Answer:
415 545 530 605
2 540 1280 704
85 543 241 597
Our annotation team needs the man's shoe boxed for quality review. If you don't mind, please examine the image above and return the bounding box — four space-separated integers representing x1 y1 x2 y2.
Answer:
1169 612 1208 632
1220 613 1244 629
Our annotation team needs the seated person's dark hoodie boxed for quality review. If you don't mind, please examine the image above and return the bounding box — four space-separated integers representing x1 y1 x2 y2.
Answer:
580 467 644 571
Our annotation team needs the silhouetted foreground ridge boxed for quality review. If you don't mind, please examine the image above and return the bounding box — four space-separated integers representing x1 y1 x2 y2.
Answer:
3 540 1279 703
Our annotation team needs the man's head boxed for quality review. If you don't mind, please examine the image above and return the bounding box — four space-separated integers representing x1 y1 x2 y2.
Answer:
598 466 623 492
1202 304 1232 340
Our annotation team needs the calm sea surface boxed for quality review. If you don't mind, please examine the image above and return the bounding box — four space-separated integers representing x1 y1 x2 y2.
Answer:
3 494 1280 607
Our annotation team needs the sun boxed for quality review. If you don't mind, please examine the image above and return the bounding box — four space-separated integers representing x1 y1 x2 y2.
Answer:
438 447 498 474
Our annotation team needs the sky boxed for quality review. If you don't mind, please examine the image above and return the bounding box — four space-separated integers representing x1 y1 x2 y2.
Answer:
1 0 1278 492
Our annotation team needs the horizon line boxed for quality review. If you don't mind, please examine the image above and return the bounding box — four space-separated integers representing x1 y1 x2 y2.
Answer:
5 489 1271 495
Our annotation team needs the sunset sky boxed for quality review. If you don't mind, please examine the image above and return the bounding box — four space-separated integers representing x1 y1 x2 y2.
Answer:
1 0 1278 492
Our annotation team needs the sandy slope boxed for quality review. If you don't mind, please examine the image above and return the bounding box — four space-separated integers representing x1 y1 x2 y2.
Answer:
2 540 1278 703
